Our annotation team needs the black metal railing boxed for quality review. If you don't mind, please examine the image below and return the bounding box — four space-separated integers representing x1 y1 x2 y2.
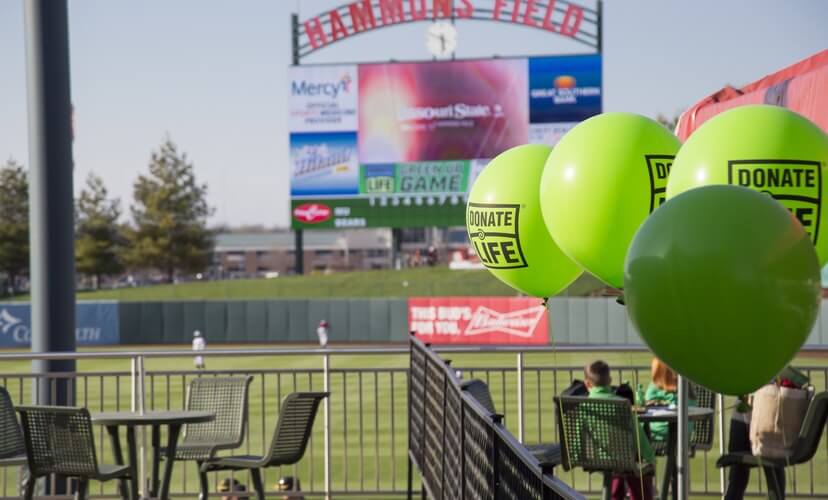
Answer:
408 336 583 500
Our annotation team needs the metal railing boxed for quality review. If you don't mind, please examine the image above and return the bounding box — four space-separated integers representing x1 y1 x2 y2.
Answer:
408 337 583 500
0 345 827 498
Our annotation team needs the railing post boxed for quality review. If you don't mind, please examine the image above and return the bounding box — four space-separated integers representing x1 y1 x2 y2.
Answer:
324 352 331 500
138 355 147 499
517 352 525 443
718 393 726 496
130 356 137 412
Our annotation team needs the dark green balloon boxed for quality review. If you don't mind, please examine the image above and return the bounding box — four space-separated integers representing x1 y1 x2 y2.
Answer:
624 185 820 396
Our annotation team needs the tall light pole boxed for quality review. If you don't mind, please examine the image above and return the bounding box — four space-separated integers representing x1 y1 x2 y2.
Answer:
24 0 77 410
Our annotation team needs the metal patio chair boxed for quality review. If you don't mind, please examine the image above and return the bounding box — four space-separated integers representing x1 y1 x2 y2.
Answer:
555 396 653 500
16 405 136 500
200 392 329 500
717 391 828 500
161 375 253 499
461 379 562 468
0 387 26 468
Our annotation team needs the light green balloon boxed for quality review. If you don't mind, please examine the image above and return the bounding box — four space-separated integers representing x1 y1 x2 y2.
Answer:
540 113 681 288
625 185 820 396
667 105 828 264
467 144 582 298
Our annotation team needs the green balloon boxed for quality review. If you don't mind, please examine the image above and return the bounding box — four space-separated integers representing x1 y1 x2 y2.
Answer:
667 105 828 265
467 144 582 298
540 113 681 288
625 185 820 396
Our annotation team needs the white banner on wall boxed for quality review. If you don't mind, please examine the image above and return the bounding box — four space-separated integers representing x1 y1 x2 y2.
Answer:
289 64 358 132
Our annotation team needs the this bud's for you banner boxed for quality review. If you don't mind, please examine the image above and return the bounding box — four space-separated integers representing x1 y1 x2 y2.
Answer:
409 297 548 345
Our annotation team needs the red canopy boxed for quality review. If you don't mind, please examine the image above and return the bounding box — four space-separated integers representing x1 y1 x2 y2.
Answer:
676 50 828 141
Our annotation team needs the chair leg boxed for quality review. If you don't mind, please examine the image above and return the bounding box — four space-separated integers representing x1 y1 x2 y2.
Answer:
250 468 265 500
22 475 35 500
765 467 785 500
407 456 413 500
602 472 612 500
76 478 88 500
197 462 209 500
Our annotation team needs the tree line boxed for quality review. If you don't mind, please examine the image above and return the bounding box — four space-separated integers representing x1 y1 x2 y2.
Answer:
0 138 213 295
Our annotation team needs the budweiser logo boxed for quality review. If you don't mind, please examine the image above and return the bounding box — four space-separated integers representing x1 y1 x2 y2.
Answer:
293 203 332 224
464 305 546 338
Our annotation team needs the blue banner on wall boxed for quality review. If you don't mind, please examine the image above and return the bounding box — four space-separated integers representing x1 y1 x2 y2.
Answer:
529 54 602 124
0 302 120 348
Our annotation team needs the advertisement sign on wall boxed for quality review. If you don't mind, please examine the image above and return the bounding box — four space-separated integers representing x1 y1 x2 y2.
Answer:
0 303 120 348
409 297 549 345
358 59 528 163
529 54 602 123
288 64 358 132
290 132 360 197
289 55 601 229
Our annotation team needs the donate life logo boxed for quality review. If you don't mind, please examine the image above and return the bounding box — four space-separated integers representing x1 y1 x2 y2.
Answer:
466 203 527 269
291 72 352 99
646 155 675 212
728 159 823 243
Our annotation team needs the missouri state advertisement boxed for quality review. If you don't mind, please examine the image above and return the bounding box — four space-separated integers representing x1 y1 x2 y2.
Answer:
357 59 529 163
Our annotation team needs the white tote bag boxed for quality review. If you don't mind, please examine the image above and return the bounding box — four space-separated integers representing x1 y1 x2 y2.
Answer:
750 384 810 459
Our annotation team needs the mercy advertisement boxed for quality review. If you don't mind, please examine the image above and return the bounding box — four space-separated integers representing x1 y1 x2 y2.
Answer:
409 297 549 345
288 55 601 229
288 64 358 132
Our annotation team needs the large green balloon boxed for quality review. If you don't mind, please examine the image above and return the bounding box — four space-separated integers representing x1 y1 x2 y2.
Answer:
467 144 582 298
667 105 828 264
540 113 681 288
625 185 820 396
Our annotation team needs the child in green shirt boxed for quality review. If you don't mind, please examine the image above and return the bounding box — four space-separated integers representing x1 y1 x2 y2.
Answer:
585 360 654 500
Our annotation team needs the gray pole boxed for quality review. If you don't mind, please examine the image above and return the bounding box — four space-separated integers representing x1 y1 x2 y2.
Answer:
24 0 77 407
677 375 689 500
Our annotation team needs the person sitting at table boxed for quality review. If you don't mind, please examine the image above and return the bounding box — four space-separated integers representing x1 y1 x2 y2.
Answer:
585 360 655 500
724 391 786 499
645 357 697 444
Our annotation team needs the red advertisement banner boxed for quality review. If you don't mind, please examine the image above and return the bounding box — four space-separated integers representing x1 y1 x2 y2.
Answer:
409 297 548 345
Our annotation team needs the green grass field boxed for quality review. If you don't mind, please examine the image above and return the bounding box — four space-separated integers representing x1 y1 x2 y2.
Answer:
3 267 607 302
1 348 827 499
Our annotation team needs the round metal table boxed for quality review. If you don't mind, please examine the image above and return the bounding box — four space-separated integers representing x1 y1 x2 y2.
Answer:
92 410 215 500
636 406 714 500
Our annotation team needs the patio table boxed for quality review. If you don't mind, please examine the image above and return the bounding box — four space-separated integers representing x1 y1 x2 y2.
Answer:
637 406 714 500
92 410 214 500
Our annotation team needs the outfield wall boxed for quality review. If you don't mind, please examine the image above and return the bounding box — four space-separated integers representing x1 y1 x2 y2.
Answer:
3 298 828 346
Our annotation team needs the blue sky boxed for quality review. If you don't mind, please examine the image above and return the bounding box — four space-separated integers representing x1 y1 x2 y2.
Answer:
0 0 825 227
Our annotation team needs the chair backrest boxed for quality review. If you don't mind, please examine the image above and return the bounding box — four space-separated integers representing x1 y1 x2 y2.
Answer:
689 383 715 450
16 406 99 477
461 379 498 415
554 396 640 474
0 387 25 460
265 392 329 466
790 391 828 465
183 376 253 448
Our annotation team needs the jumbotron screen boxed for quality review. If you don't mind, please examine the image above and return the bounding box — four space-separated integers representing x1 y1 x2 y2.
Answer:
288 54 601 229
